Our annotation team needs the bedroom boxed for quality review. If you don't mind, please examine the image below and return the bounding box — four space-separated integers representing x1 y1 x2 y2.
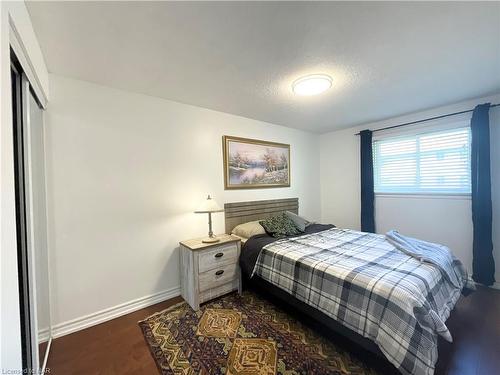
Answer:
1 1 499 375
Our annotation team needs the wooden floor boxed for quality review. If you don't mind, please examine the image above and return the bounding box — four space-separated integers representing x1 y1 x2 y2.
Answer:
46 286 500 375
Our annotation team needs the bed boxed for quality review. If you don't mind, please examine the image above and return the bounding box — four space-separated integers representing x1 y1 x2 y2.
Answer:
224 198 468 375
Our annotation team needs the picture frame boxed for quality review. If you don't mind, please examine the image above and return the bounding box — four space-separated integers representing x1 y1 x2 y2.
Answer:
222 135 291 189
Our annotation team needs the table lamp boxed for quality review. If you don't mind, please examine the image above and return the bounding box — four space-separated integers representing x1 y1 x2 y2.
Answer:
194 195 224 243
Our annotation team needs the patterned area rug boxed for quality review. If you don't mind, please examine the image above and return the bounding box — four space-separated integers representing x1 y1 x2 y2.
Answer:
139 292 380 375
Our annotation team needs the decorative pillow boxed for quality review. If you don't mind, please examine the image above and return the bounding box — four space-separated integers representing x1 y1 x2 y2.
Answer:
259 213 302 238
231 220 266 239
285 211 312 232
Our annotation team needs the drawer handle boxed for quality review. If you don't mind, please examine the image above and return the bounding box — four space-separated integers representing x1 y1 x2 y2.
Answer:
214 252 224 258
215 270 224 276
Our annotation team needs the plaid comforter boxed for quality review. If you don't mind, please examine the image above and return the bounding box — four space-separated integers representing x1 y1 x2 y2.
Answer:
251 228 468 375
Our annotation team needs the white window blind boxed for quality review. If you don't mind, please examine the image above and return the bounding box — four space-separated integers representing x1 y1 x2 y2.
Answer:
373 127 471 194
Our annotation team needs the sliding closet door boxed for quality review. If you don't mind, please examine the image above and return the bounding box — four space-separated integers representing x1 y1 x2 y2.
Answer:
11 59 32 372
23 77 52 371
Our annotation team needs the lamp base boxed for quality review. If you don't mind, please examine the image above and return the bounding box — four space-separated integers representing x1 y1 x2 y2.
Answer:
202 237 220 243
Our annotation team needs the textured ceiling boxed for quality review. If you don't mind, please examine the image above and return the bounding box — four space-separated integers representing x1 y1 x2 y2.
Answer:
27 1 500 133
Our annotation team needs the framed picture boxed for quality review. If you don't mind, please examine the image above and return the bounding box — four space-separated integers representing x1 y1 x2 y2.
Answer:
223 135 290 189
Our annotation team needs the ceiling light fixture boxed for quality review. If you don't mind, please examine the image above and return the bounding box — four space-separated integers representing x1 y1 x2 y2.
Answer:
292 74 332 96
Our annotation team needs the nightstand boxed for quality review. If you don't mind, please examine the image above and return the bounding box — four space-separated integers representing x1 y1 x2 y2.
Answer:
179 234 241 311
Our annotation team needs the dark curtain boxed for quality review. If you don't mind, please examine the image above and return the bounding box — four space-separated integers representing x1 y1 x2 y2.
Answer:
471 103 495 286
360 130 375 233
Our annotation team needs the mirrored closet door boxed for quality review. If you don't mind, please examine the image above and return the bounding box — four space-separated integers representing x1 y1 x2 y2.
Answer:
11 52 52 373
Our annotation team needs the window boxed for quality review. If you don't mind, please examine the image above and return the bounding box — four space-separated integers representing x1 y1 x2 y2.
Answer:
373 127 471 194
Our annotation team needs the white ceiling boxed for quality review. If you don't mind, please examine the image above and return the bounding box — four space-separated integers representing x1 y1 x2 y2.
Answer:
27 1 500 133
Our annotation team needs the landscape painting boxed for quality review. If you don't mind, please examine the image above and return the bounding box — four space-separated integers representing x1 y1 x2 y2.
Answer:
223 136 290 189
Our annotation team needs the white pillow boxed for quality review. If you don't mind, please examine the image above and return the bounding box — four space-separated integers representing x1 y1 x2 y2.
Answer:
231 220 266 239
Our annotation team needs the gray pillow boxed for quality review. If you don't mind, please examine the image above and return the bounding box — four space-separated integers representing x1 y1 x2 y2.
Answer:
285 211 311 232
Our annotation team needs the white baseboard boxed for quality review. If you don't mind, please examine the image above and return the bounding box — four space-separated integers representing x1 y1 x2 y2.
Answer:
468 279 500 290
467 273 500 291
38 327 50 343
51 286 181 339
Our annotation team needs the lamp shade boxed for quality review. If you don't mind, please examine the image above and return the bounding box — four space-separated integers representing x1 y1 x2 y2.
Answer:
194 195 223 213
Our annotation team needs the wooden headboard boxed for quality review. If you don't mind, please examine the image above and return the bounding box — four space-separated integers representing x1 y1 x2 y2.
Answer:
224 198 298 234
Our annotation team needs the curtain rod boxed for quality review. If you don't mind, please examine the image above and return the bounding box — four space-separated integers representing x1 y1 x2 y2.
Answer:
354 103 499 136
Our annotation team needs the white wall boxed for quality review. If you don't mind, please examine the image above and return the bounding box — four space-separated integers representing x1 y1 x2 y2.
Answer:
44 74 321 329
0 1 49 371
320 94 500 285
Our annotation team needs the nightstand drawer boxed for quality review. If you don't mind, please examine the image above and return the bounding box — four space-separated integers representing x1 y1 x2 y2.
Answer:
199 279 239 304
199 243 238 273
199 263 238 292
